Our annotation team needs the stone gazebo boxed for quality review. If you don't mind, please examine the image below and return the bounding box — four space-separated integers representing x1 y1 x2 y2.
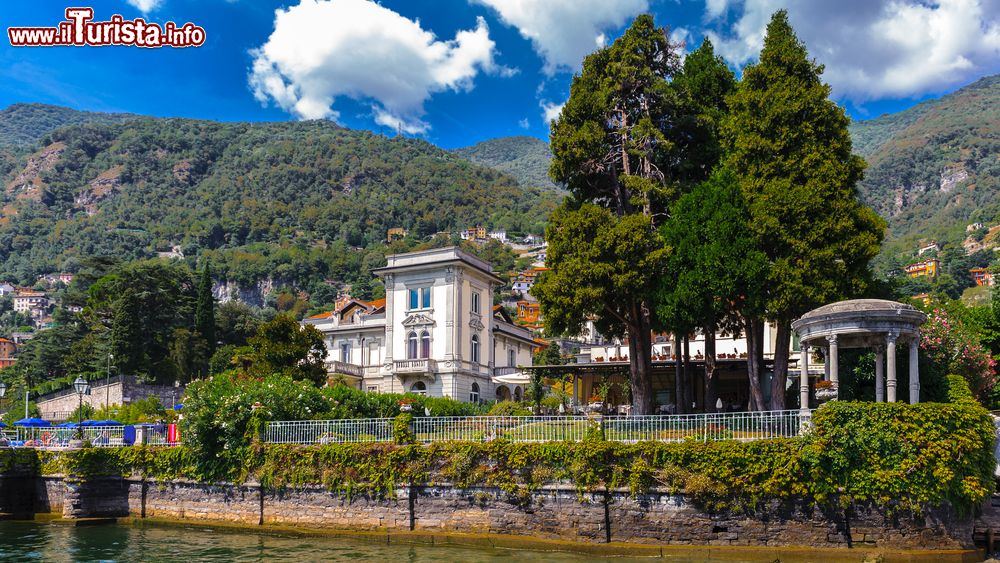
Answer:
791 299 928 409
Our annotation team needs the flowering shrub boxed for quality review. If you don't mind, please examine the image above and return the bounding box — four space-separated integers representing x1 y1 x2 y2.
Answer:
182 372 332 478
921 308 998 402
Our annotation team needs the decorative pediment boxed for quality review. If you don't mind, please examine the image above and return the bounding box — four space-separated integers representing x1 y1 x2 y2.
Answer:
402 313 435 327
468 314 485 331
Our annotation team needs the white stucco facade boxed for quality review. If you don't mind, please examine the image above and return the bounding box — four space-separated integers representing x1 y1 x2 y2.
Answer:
304 247 536 402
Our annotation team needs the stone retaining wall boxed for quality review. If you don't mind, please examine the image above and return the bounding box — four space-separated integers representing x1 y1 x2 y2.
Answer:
6 474 976 551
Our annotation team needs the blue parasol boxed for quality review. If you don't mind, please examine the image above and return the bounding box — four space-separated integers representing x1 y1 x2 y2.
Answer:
14 417 52 427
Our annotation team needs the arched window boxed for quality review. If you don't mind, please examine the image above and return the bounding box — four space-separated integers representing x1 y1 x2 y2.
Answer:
407 331 418 359
508 348 516 367
420 330 431 359
471 335 481 364
411 381 427 396
514 387 522 401
470 382 480 403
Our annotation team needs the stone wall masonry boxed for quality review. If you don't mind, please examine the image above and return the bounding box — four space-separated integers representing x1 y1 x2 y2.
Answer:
2 475 977 551
35 377 184 420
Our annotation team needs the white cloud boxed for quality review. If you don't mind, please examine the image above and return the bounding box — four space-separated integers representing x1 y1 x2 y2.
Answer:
249 0 507 132
473 0 649 75
125 0 162 13
703 0 1000 101
541 100 565 124
519 117 530 128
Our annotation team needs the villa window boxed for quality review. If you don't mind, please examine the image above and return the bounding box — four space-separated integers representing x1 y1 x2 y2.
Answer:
340 342 351 363
472 292 480 314
420 330 431 359
470 382 480 403
408 287 431 310
508 348 515 367
471 335 481 364
411 381 427 396
407 331 418 359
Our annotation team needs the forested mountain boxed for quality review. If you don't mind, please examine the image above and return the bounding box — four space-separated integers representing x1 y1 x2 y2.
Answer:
0 109 558 294
453 136 561 191
850 74 1000 272
0 103 136 148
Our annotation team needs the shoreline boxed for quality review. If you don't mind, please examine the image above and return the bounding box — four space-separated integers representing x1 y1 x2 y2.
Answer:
10 513 987 562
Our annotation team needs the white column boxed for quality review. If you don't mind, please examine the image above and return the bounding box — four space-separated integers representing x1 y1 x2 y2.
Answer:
826 334 839 387
799 344 810 411
909 333 920 404
886 333 897 403
874 345 885 402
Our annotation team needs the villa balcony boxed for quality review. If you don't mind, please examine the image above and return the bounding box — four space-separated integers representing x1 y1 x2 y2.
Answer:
326 360 363 378
393 358 437 375
493 366 520 376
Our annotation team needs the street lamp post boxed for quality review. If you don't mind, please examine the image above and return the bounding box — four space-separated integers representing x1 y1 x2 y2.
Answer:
106 353 115 411
0 382 7 447
73 376 91 444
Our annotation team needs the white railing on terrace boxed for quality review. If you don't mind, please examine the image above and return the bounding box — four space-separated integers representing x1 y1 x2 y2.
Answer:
1 425 179 448
265 409 811 445
265 418 393 444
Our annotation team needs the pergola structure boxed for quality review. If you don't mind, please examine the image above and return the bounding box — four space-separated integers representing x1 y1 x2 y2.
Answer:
791 299 927 409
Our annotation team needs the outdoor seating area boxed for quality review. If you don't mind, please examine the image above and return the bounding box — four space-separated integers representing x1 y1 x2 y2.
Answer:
0 417 179 448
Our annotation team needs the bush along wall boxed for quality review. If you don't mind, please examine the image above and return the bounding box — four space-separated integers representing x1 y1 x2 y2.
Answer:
1 399 995 516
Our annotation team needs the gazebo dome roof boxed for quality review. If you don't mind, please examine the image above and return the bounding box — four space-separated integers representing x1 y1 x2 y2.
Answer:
798 299 919 320
792 298 927 348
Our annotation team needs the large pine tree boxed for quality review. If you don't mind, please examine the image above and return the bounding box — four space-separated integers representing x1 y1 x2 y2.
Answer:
723 11 885 409
539 15 681 414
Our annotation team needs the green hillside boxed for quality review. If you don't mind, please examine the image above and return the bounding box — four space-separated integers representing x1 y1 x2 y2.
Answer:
0 103 136 148
453 136 561 191
0 112 558 292
849 74 1000 273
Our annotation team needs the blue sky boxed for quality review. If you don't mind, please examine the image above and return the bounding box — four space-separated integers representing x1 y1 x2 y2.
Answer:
1 0 998 149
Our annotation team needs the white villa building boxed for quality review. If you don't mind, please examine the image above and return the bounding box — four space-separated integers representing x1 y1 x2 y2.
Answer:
304 247 538 402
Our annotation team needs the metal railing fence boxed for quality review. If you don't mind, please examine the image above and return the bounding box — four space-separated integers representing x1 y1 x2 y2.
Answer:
265 409 811 446
265 418 393 444
1 425 178 448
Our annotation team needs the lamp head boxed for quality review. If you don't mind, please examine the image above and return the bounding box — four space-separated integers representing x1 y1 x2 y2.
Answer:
73 376 90 396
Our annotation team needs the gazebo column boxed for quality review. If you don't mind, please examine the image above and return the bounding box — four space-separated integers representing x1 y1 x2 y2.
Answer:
909 333 920 404
886 333 897 402
874 345 885 402
826 335 839 387
799 344 810 411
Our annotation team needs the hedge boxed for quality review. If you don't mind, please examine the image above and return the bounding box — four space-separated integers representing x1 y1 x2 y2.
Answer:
2 399 995 514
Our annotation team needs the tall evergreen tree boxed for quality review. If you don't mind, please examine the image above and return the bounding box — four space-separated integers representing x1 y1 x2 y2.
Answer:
658 169 767 412
723 11 885 409
195 261 216 358
539 15 681 414
111 288 143 376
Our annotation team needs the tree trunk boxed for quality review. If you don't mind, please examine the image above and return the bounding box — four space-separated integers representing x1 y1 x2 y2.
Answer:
744 316 766 411
672 332 684 414
627 309 654 415
704 322 717 413
682 336 693 413
769 320 792 410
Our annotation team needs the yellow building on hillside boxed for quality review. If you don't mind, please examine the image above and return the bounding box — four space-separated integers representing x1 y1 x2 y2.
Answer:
904 259 938 278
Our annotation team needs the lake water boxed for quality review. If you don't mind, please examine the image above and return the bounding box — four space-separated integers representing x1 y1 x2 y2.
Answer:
0 519 655 562
0 519 981 562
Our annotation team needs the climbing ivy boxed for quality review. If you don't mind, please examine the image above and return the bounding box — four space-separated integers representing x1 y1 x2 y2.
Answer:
1 400 994 514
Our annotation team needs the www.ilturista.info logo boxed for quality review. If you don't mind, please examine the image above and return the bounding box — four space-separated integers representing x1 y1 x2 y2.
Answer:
8 8 205 48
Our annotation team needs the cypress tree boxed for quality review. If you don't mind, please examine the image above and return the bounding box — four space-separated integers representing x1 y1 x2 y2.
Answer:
723 10 884 409
195 261 216 357
111 288 143 376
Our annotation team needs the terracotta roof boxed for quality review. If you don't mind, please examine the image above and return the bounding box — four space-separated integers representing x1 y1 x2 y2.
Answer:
368 298 386 309
305 311 334 320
